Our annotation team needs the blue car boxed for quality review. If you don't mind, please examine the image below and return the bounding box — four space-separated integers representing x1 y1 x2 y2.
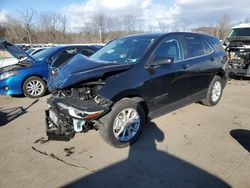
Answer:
0 41 101 98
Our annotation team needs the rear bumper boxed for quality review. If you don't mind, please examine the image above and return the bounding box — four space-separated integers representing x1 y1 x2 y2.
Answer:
45 97 110 141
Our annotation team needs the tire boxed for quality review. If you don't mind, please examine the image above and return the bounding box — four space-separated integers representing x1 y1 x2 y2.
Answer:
22 76 46 98
99 98 146 148
202 75 223 106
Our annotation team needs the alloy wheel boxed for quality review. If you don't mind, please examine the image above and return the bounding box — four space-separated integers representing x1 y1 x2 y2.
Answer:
113 108 141 142
26 80 44 97
211 81 222 102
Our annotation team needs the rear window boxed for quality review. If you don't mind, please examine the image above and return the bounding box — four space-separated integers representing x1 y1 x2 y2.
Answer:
206 36 224 52
203 40 213 55
183 35 214 58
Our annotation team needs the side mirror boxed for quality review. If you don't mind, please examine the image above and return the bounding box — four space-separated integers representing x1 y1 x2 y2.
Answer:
152 56 174 67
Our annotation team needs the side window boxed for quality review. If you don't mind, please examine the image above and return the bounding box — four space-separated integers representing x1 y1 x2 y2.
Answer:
184 36 204 58
64 48 77 54
203 39 213 55
79 48 95 57
51 48 77 61
207 36 224 52
50 48 77 68
153 38 182 62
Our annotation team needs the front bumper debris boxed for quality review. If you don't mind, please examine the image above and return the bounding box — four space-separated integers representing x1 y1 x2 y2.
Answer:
45 97 110 141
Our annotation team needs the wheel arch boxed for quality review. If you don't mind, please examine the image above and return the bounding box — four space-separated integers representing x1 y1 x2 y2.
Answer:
112 94 149 117
21 74 47 94
22 75 47 88
215 68 228 88
216 69 225 79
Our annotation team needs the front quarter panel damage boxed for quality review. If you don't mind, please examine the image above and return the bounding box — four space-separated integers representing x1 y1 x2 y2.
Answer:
45 83 112 141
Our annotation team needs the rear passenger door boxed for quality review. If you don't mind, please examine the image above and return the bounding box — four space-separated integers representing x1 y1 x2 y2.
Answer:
181 34 215 98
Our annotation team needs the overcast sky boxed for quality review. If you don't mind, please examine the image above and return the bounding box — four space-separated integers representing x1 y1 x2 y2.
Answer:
1 0 250 31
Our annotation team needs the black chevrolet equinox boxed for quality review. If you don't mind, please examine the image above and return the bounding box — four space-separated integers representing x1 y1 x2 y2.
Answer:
46 32 228 147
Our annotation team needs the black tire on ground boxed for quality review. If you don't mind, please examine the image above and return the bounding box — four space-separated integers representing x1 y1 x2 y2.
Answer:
99 98 146 148
22 76 46 98
202 75 223 106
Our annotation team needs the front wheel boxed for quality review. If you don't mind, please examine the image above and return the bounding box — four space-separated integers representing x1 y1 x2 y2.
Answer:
99 98 145 148
22 76 46 98
202 75 223 106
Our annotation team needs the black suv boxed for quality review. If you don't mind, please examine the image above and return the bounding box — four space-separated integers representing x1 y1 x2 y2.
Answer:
46 32 228 148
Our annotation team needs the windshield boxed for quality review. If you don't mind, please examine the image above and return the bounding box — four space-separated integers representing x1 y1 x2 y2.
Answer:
31 47 57 61
90 36 157 64
228 28 250 37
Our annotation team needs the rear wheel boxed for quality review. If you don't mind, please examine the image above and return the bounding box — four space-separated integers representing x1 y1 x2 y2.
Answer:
202 75 223 106
22 76 46 98
99 98 145 148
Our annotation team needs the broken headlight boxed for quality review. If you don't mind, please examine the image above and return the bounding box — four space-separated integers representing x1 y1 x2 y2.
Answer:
57 102 105 120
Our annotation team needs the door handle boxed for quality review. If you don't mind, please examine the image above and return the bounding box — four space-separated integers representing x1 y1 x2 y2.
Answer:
210 57 215 61
182 64 190 69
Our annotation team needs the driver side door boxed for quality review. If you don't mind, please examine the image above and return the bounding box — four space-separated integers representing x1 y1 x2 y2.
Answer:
142 35 190 113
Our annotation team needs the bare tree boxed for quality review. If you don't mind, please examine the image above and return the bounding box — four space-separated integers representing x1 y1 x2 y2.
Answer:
244 16 250 23
176 18 190 32
106 17 121 32
158 21 168 32
0 8 147 44
147 24 155 32
4 15 26 43
0 24 6 39
60 14 68 34
216 14 231 40
37 11 69 43
18 8 36 45
122 14 136 33
93 12 106 43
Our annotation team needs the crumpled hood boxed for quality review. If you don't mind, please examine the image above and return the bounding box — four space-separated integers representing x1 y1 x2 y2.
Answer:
48 54 133 91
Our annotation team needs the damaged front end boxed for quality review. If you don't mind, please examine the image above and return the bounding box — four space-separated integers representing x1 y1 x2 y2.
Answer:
45 53 133 141
226 38 250 77
45 83 112 141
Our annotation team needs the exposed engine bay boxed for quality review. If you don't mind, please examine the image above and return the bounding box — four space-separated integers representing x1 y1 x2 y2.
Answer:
225 38 250 77
0 61 33 72
46 80 112 141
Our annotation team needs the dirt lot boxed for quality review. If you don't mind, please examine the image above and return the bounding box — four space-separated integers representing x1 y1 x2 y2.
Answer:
0 79 250 188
